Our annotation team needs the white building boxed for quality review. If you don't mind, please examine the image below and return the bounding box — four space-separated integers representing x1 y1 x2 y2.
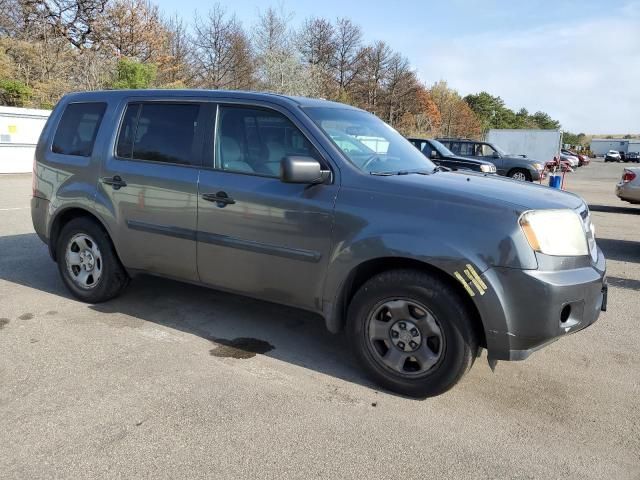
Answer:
0 106 51 173
590 138 628 156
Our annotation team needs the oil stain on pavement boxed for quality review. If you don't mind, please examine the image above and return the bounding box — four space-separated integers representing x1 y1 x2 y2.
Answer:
209 337 274 359
0 318 9 329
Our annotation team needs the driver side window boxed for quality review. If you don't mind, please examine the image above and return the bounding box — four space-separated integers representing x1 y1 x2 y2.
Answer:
215 106 322 177
479 144 496 157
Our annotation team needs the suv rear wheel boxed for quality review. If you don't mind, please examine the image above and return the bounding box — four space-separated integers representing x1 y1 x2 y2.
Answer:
347 269 479 398
56 217 129 303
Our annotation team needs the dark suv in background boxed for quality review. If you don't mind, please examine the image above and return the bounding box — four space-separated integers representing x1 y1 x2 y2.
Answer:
407 138 496 174
438 138 545 182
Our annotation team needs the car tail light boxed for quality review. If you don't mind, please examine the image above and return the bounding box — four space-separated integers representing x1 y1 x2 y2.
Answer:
622 170 636 183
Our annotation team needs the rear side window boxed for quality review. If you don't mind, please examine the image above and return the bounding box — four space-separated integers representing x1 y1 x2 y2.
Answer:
457 143 474 156
52 102 106 157
116 103 201 165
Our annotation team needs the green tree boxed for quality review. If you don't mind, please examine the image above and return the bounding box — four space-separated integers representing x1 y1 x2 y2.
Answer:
531 111 561 129
0 78 32 106
109 58 156 89
464 91 505 132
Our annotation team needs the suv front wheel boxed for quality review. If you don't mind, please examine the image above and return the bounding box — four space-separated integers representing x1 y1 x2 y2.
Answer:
56 217 129 303
507 168 531 181
347 269 479 398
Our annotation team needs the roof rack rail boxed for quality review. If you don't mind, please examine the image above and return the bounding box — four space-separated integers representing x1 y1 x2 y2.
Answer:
436 137 474 141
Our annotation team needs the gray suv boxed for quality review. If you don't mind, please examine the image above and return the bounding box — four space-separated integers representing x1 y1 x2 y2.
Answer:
438 138 545 182
32 90 607 397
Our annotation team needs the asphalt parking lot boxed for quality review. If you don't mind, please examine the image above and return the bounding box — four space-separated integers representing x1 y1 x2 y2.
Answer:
1 160 639 479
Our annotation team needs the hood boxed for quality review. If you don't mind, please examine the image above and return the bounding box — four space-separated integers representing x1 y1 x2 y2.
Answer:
444 153 494 166
375 170 584 211
502 154 544 165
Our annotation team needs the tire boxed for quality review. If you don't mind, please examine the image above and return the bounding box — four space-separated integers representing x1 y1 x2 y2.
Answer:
347 269 479 398
507 168 532 182
56 217 129 303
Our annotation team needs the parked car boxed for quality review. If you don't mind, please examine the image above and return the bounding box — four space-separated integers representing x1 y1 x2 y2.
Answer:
605 150 622 162
546 157 573 173
615 168 640 204
561 149 590 166
406 137 496 174
560 153 580 168
623 152 639 163
31 90 607 398
437 138 545 182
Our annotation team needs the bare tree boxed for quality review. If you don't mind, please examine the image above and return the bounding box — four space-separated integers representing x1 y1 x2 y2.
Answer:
191 4 254 89
357 40 391 113
156 14 194 86
21 0 108 49
382 52 419 126
296 17 335 68
97 0 167 62
331 17 364 94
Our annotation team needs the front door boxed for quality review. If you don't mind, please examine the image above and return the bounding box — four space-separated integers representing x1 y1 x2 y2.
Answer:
197 104 337 310
99 100 209 281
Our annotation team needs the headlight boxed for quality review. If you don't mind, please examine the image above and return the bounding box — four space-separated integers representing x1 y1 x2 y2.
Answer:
480 164 496 173
519 209 588 256
532 163 543 171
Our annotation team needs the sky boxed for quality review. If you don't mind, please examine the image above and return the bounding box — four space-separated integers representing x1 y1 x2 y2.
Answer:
154 0 640 134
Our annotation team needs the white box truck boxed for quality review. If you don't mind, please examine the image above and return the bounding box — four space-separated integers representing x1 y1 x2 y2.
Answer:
486 129 562 163
0 106 51 173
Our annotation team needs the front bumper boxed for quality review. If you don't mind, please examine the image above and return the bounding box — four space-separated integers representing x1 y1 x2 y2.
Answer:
478 247 607 361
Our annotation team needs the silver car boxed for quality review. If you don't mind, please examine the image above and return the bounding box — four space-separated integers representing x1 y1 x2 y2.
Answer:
616 168 640 204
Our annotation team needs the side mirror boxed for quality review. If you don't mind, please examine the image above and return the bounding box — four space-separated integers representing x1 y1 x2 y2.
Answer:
429 150 437 159
280 156 329 184
492 151 500 158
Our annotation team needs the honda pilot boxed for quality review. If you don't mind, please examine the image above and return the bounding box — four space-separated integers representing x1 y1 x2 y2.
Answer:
32 90 607 397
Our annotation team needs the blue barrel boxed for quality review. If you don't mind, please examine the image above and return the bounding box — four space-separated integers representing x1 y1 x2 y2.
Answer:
548 175 562 189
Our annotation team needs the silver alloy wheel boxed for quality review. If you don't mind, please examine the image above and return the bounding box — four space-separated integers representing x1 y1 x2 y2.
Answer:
511 171 527 181
366 299 444 377
65 233 103 289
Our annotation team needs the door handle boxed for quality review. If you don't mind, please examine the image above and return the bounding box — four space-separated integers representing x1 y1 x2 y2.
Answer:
101 175 127 190
202 191 235 206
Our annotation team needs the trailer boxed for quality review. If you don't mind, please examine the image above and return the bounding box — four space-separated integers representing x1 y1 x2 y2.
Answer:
590 139 628 156
627 141 640 154
485 129 562 163
0 106 51 173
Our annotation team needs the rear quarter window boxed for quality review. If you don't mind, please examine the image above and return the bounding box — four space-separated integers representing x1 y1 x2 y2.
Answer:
52 102 106 157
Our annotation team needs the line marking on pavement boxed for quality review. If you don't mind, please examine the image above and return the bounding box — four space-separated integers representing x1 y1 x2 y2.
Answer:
0 207 29 211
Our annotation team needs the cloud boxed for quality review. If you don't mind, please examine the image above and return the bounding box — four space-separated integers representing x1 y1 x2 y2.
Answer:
417 5 640 133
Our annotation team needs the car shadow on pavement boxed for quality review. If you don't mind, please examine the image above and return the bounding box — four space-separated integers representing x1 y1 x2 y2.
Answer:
606 276 640 292
589 204 640 215
0 233 378 393
597 238 640 264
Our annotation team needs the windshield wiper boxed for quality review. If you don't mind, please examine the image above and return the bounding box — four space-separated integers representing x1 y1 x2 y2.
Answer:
370 170 431 176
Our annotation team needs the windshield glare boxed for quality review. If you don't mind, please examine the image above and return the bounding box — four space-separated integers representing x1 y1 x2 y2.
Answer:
430 139 455 156
304 107 436 174
493 144 507 156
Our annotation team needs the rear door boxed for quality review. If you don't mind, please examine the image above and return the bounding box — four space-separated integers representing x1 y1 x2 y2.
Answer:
196 103 338 310
99 100 209 281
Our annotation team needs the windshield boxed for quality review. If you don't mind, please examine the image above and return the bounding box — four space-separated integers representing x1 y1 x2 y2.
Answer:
429 139 455 157
492 143 507 156
304 107 436 174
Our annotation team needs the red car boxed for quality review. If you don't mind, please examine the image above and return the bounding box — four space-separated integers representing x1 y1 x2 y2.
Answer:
562 149 590 166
